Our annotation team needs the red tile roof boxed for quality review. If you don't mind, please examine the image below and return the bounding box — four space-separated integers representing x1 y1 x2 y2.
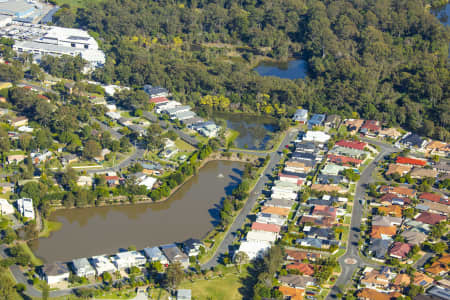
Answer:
251 222 281 233
419 192 444 204
327 154 363 166
149 97 169 104
380 193 411 204
312 205 337 218
285 249 321 262
389 242 411 259
416 212 446 225
286 262 315 276
361 120 381 132
396 156 427 166
335 140 367 150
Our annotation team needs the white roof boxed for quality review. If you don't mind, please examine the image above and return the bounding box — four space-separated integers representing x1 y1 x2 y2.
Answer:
236 241 271 260
139 176 157 190
303 131 331 143
0 198 14 215
246 230 277 243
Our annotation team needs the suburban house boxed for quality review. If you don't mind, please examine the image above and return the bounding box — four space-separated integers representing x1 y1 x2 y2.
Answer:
286 262 315 276
60 154 79 166
400 230 427 246
278 275 316 289
260 206 290 218
40 262 70 285
327 154 362 167
335 140 367 150
368 239 391 259
434 161 450 174
302 130 330 143
392 273 410 291
278 286 305 300
0 182 14 194
303 226 335 240
412 272 434 288
385 164 412 176
111 251 146 270
419 192 448 205
246 230 278 244
296 237 324 249
251 222 281 235
71 258 96 278
299 214 334 227
17 198 34 219
256 212 286 226
324 114 341 128
379 186 416 198
372 215 402 227
379 193 411 206
360 120 381 136
307 114 326 128
421 200 450 215
425 140 450 156
399 133 427 149
410 167 438 179
389 242 411 260
357 288 401 300
160 244 189 269
235 240 271 261
77 175 93 187
285 249 321 262
321 164 347 176
415 212 446 225
343 119 364 135
90 255 116 275
182 239 204 257
396 156 427 167
293 109 308 123
7 154 26 164
144 85 169 98
360 268 390 290
312 205 336 219
425 254 450 276
311 184 343 194
0 198 14 215
9 116 28 127
143 247 169 265
370 226 397 240
264 198 295 209
378 128 402 140
377 205 402 218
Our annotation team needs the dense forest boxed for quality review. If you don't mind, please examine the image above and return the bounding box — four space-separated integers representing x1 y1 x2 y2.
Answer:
54 0 450 141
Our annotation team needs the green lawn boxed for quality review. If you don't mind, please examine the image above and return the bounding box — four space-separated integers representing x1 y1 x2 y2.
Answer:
175 139 196 152
18 242 43 266
179 268 248 300
39 219 62 238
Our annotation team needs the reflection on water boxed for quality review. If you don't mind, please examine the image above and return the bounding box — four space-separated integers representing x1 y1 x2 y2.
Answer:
30 161 244 263
213 112 278 150
431 3 450 26
254 59 308 79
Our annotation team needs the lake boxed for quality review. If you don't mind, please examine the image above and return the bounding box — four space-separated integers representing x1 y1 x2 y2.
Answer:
213 112 278 150
253 59 308 79
30 161 244 263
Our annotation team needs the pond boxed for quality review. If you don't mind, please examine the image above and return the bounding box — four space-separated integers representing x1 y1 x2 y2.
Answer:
213 112 278 150
30 161 244 263
253 59 308 79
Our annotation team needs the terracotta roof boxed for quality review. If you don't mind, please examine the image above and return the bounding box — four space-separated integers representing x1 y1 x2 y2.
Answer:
422 200 450 215
379 128 402 138
426 254 450 275
149 96 169 104
357 288 402 300
344 119 364 129
260 206 290 217
370 226 397 239
386 164 412 176
379 186 416 197
286 262 315 276
410 167 438 178
389 242 411 259
379 193 411 205
327 154 362 166
396 156 427 166
426 141 450 152
378 205 402 217
310 184 342 193
285 249 321 262
420 192 444 203
278 286 304 300
335 140 367 150
312 205 337 218
413 272 434 287
393 273 410 287
361 120 381 132
361 270 390 287
251 222 281 233
415 212 446 225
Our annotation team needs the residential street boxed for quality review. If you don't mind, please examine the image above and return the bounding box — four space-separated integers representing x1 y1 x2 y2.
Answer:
327 142 398 299
201 129 298 270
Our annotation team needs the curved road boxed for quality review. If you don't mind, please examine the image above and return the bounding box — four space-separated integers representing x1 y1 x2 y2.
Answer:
326 142 398 299
202 129 298 270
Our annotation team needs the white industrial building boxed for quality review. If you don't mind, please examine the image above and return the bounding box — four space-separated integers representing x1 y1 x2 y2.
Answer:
17 197 34 219
0 22 105 68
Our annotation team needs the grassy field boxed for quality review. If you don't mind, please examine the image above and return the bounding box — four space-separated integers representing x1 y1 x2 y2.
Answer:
39 219 62 238
18 242 43 266
175 139 196 152
179 267 248 300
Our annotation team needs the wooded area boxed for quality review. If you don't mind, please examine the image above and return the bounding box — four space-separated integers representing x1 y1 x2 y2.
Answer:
53 0 450 141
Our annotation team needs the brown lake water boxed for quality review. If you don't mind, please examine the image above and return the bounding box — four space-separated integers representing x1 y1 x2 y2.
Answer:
30 161 244 263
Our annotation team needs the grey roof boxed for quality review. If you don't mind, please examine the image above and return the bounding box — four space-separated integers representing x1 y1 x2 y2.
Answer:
316 174 345 185
369 239 391 259
160 244 188 262
296 237 323 248
265 198 295 209
372 215 402 227
42 262 69 276
278 275 315 289
305 227 334 240
400 133 425 147
144 85 168 95
143 246 167 261
308 114 326 126
400 230 427 246
416 204 430 211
